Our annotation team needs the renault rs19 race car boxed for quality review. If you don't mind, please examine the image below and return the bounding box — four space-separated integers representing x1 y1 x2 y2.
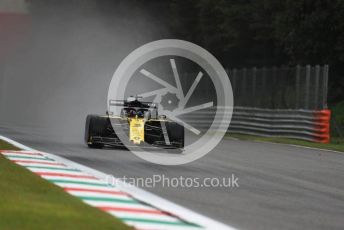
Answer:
85 97 184 149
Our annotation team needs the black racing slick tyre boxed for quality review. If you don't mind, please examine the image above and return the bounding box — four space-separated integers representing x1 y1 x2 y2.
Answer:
166 122 185 148
85 115 107 149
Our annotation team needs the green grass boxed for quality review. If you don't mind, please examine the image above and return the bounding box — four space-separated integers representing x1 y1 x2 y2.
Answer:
0 140 132 230
227 134 344 153
330 101 344 137
0 140 20 151
331 101 344 125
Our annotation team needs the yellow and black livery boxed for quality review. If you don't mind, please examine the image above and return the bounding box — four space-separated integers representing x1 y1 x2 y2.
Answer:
85 97 184 149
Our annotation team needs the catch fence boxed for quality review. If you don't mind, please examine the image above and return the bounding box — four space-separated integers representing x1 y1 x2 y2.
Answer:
225 65 330 142
227 65 329 110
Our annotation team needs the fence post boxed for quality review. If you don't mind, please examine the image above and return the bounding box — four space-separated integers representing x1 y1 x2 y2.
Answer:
305 65 311 110
272 66 277 109
242 68 247 106
295 65 301 109
322 65 329 109
233 68 237 86
314 65 320 109
232 68 237 105
280 66 287 108
252 67 257 107
262 67 267 108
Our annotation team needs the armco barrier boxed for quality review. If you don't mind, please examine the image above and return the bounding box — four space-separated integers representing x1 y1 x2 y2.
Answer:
181 107 331 143
229 107 331 143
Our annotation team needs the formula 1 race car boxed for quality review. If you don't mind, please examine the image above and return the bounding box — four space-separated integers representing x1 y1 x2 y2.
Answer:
85 97 184 149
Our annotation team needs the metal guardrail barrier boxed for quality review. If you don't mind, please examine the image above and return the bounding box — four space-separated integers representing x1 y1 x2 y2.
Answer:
180 107 331 143
179 64 331 143
228 107 331 143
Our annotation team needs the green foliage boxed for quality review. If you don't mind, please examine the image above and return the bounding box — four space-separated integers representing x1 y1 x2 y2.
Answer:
160 0 344 102
332 101 344 125
274 0 344 65
331 101 344 137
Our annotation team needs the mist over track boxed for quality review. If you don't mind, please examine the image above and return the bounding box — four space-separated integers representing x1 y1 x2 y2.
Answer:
1 1 344 230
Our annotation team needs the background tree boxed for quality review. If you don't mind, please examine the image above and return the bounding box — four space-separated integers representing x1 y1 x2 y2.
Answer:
140 0 344 103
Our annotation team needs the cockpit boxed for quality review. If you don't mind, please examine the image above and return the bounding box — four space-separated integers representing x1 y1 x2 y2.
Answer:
121 108 149 118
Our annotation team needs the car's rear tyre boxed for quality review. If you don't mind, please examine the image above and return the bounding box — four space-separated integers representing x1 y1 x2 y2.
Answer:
166 122 184 148
85 115 107 149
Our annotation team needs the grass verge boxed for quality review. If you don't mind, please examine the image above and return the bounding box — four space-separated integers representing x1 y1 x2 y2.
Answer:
0 139 131 230
227 134 344 153
0 140 20 151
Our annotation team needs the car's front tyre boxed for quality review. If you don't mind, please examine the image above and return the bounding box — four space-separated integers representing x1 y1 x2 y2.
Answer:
85 115 106 149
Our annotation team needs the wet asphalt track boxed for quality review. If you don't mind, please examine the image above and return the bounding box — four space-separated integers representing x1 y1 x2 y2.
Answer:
1 125 344 230
1 1 343 229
